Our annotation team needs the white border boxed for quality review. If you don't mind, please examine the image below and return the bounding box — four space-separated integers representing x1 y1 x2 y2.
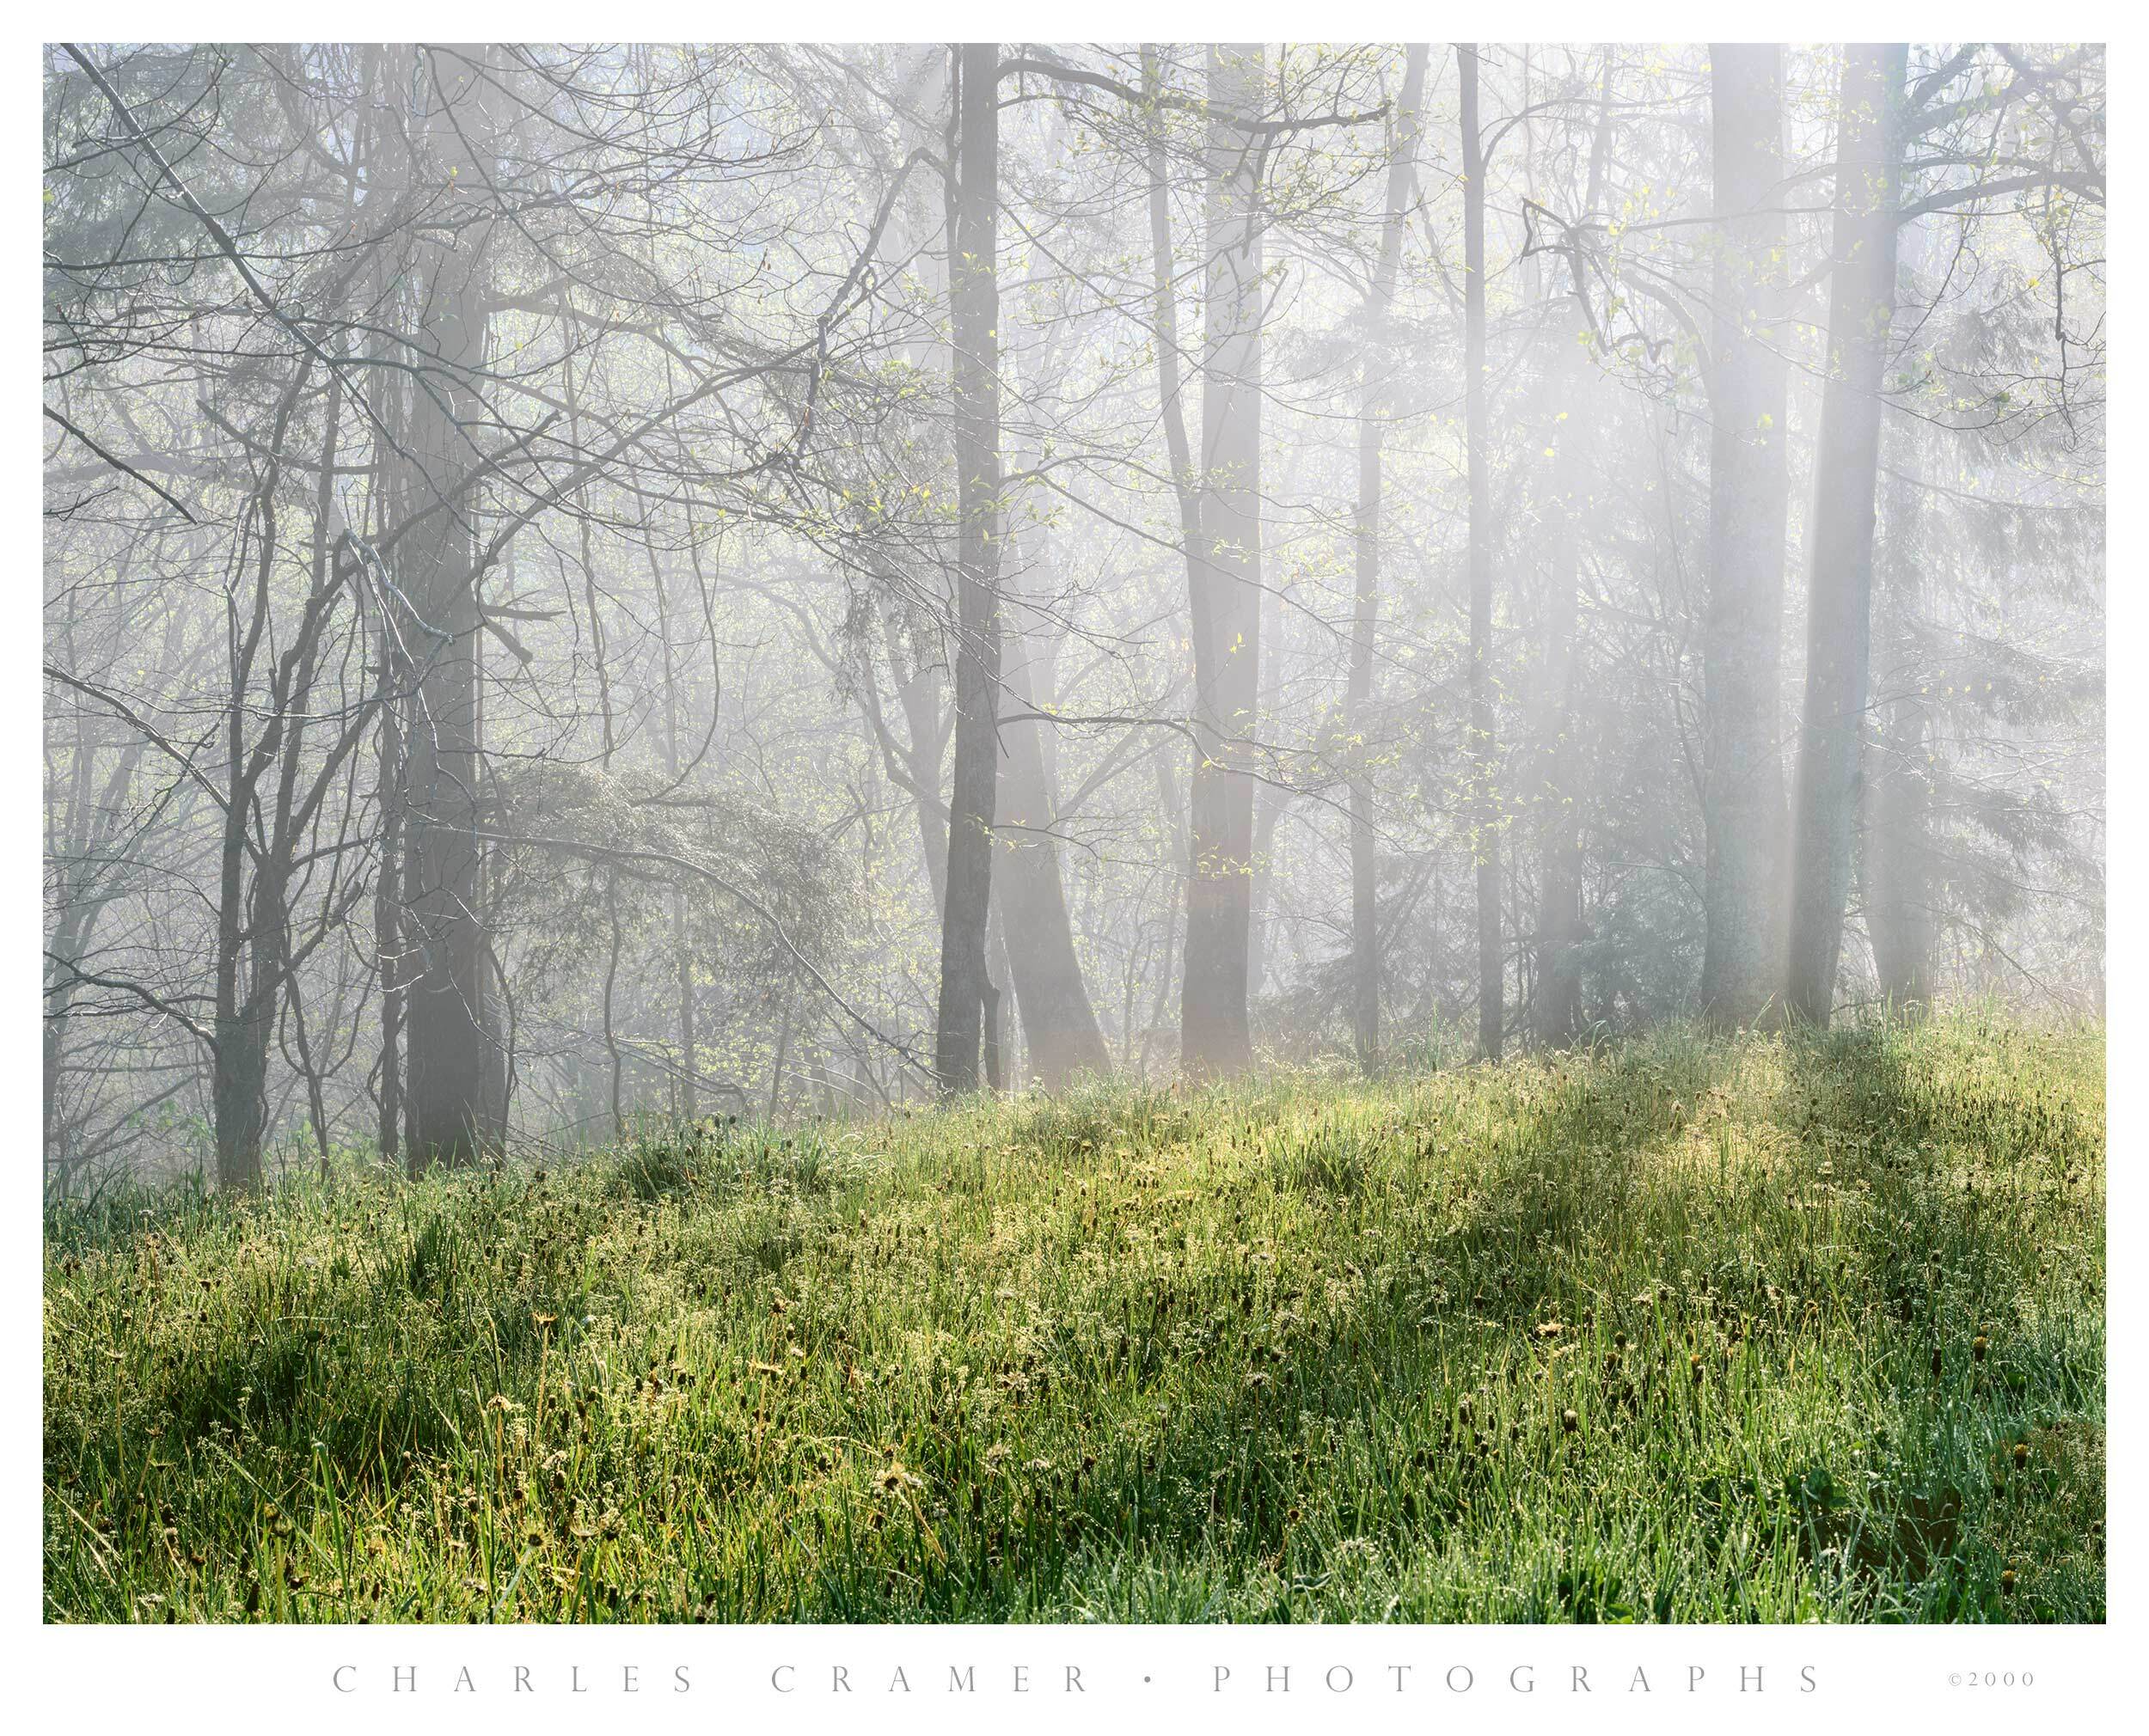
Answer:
11 9 2136 1730
0 1622 2126 1730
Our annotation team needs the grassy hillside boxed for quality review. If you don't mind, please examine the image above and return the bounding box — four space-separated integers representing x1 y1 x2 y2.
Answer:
44 1012 2104 1623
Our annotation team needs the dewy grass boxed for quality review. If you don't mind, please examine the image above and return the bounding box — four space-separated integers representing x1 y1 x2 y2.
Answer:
43 1012 2104 1623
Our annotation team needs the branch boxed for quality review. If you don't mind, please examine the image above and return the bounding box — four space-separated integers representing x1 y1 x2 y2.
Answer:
42 406 197 522
62 45 346 377
43 663 231 820
1000 53 1386 135
1909 43 1983 113
44 953 214 1045
1897 171 2103 225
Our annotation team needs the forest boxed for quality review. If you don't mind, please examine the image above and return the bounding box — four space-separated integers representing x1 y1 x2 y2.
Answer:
43 40 2104 1188
42 41 2104 1625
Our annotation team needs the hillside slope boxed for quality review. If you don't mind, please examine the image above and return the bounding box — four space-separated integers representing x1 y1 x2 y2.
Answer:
44 1014 2105 1622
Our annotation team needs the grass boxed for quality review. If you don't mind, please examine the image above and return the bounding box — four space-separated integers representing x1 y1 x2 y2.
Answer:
43 1011 2104 1623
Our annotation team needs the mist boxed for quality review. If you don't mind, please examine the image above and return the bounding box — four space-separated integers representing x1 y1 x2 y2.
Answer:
42 42 2106 1196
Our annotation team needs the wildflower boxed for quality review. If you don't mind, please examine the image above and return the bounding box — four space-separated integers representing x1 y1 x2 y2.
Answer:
2001 1568 2017 1594
1972 1335 1989 1362
2013 1441 2030 1470
1561 1409 1579 1433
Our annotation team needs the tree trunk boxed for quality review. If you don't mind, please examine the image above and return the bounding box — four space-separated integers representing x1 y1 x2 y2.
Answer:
211 538 279 1191
1246 784 1288 1012
211 1018 270 1192
646 519 700 1118
401 44 497 1168
1460 43 1503 1060
1529 64 1613 1049
1179 41 1265 1080
365 69 407 1167
212 852 291 1192
603 877 625 1137
1866 399 1937 1008
1785 43 1907 1026
995 572 1111 1090
931 41 1003 1096
768 985 793 1121
1699 43 1794 1029
1347 42 1429 1073
982 965 1007 1092
42 970 76 1194
879 612 952 910
1143 741 1189 1078
1530 445 1586 1048
375 692 403 1164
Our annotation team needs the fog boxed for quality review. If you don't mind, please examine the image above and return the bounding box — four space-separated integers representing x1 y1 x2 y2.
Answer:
42 42 2105 1195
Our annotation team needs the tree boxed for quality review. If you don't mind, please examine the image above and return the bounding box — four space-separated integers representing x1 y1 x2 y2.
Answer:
1345 43 1429 1072
1176 42 1268 1079
39 42 2103 1182
1699 43 1793 1029
51 46 397 1189
1785 43 1908 1026
995 534 1113 1088
931 41 1004 1095
1865 392 1938 1008
1459 43 1503 1060
1525 52 1615 1049
392 44 506 1168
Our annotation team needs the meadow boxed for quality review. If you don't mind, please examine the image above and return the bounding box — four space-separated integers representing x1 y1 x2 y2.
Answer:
43 1012 2105 1622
